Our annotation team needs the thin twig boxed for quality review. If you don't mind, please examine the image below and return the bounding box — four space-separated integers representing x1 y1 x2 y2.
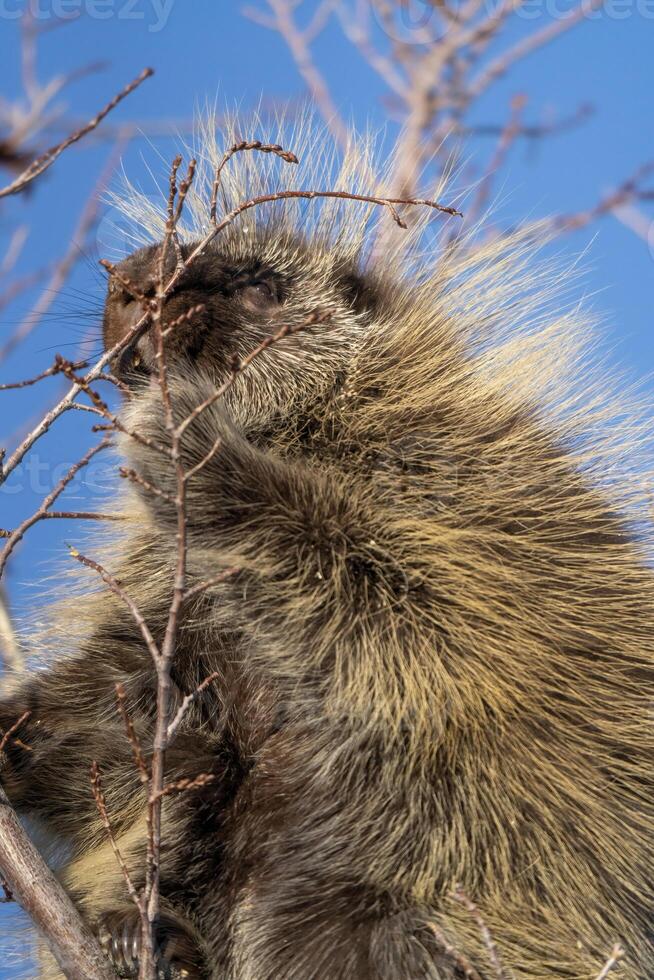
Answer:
468 0 605 99
209 140 299 221
178 311 332 443
594 945 625 980
426 920 484 980
0 135 131 364
91 761 141 907
115 684 149 786
0 358 88 390
244 0 349 147
452 885 507 980
120 467 175 504
210 186 461 232
183 567 240 602
0 784 116 980
167 672 221 742
0 712 31 755
0 68 153 199
68 547 162 668
151 773 215 802
0 437 114 580
161 304 207 339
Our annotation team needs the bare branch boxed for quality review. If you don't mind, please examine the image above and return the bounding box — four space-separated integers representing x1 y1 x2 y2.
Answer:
245 0 349 147
91 761 142 909
183 567 240 602
0 783 116 980
552 162 654 234
451 885 507 980
210 139 299 222
177 310 332 441
120 466 175 504
0 711 32 755
161 303 207 339
115 684 149 786
464 93 528 230
167 672 221 742
68 547 162 668
0 67 153 199
426 920 483 980
210 186 461 234
0 437 114 580
0 135 131 364
468 0 605 100
0 357 88 391
594 945 625 980
151 773 215 802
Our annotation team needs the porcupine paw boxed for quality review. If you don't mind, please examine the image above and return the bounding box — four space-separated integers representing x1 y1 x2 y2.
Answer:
97 908 205 979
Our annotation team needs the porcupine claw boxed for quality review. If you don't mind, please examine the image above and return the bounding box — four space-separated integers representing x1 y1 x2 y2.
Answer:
96 910 203 979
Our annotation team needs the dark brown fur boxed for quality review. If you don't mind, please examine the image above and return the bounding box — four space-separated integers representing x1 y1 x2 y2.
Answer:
1 195 653 979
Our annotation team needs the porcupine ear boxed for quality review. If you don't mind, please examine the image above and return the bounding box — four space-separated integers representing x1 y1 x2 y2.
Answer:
335 263 387 320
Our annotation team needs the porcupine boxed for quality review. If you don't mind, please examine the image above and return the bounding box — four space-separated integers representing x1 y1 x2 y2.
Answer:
0 115 652 980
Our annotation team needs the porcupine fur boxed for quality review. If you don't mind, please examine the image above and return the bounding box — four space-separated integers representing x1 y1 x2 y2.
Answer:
0 112 653 979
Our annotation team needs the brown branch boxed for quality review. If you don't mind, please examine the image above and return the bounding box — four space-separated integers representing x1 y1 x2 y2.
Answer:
0 316 149 486
465 102 593 141
0 68 153 199
244 0 349 147
0 783 116 980
68 548 162 668
0 358 88 390
452 885 507 980
210 140 299 222
337 2 409 99
552 162 654 234
426 920 484 980
99 258 152 305
120 466 175 504
594 945 625 980
57 359 171 457
142 158 199 959
182 432 224 484
183 567 240 602
468 0 605 100
151 773 215 802
37 511 123 522
0 135 131 365
0 711 31 755
210 186 462 234
161 304 207 339
177 310 332 443
112 686 155 980
166 672 221 742
91 761 141 907
114 684 149 786
465 93 528 230
0 437 114 580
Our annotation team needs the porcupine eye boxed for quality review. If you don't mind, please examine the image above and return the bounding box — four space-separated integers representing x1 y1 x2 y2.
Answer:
235 278 281 312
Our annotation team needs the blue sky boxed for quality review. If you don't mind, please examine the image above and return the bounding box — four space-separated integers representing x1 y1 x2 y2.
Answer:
0 1 652 974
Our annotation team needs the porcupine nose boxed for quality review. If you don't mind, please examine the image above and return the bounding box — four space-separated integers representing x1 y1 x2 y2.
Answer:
103 262 159 377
